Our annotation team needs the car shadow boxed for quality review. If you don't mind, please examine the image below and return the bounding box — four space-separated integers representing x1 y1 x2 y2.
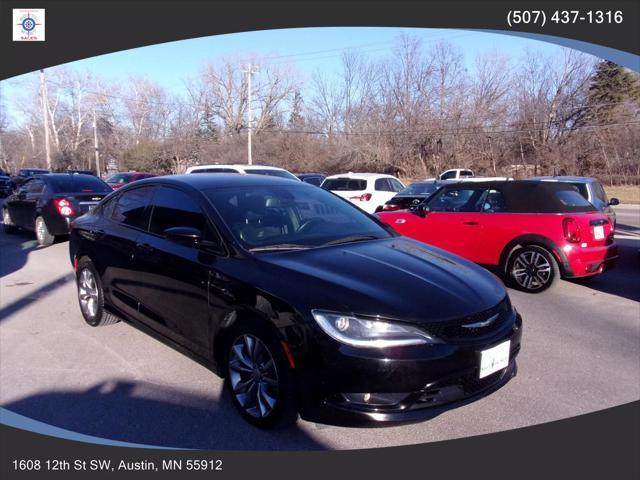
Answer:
2 380 327 450
566 237 640 302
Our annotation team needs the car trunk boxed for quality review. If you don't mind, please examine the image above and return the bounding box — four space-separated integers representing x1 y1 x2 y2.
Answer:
564 212 614 247
56 192 108 217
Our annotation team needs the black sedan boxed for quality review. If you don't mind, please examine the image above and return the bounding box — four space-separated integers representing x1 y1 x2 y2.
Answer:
2 174 112 246
68 174 522 428
375 180 448 212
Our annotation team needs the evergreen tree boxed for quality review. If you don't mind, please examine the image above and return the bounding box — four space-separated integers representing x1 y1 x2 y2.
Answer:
587 60 640 121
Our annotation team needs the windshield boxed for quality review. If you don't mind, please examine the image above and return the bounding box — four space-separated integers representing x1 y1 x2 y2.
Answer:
106 173 133 184
246 169 299 181
204 185 391 250
399 182 440 196
49 176 112 193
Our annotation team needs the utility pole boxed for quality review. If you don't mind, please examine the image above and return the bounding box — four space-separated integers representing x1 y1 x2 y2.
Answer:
39 69 51 170
92 108 100 176
242 64 258 165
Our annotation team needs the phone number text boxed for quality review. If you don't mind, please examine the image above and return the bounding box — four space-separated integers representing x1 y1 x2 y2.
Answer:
507 10 623 28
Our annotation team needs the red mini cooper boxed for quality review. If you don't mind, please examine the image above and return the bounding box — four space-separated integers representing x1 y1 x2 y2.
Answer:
377 181 618 293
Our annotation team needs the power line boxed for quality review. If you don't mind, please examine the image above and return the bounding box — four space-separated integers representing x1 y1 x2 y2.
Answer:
258 120 640 137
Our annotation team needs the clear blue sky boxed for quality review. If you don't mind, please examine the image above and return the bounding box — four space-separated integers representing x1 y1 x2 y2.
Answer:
1 27 570 126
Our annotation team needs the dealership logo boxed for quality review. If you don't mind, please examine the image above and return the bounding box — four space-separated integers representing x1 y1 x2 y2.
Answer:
13 9 45 41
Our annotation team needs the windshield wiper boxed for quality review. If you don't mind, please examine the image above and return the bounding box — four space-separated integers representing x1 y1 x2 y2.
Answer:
249 243 311 252
322 235 380 246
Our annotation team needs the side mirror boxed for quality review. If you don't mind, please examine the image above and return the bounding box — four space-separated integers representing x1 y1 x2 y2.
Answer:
609 198 620 206
163 226 202 244
410 203 430 218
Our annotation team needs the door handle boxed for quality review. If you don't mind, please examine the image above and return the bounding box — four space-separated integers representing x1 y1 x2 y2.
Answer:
135 242 154 253
463 221 480 226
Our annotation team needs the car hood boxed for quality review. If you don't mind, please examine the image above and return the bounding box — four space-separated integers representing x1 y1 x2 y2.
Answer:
256 237 506 324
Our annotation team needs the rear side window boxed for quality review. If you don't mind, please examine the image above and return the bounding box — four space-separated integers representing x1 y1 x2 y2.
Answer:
149 187 206 235
555 190 593 208
111 186 155 229
481 189 507 213
49 176 111 193
322 178 367 191
375 178 393 191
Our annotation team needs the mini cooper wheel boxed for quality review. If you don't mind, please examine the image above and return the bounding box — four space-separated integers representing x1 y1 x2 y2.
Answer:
2 208 18 234
508 245 559 293
226 324 297 428
35 216 55 246
76 258 120 327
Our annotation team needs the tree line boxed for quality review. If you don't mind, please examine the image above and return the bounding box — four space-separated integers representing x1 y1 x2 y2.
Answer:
1 34 639 183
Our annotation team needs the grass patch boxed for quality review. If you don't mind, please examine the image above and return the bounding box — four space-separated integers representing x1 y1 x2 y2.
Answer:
605 185 640 204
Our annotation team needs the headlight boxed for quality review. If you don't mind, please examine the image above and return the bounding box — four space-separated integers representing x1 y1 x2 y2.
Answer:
311 310 440 348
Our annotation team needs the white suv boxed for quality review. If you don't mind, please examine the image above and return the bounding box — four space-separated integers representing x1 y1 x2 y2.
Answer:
321 173 405 214
185 164 300 181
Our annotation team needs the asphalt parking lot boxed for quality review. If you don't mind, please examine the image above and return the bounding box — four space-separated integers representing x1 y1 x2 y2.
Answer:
0 204 638 450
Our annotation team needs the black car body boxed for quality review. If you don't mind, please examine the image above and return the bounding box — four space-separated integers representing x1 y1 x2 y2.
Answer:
2 174 112 245
68 175 522 427
0 175 15 197
376 180 448 213
295 173 326 186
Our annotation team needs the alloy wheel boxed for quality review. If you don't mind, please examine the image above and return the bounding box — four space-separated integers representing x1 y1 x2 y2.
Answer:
78 268 99 319
228 334 279 418
511 250 552 290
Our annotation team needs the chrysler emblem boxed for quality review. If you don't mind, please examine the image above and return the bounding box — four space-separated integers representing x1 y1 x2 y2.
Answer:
461 313 499 329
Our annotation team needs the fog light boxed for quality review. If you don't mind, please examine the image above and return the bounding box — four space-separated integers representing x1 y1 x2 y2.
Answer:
341 392 408 406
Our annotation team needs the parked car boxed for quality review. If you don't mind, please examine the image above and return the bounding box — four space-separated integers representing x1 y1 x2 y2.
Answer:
105 172 157 190
321 173 405 214
295 172 326 186
375 180 448 213
186 164 300 181
2 174 112 246
0 175 15 197
57 169 96 176
69 174 522 428
12 168 50 187
377 181 618 293
529 176 619 227
438 169 474 181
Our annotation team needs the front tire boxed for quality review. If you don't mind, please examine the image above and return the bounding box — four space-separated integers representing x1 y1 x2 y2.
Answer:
507 245 560 293
35 216 55 246
2 208 18 233
225 322 297 428
76 258 120 327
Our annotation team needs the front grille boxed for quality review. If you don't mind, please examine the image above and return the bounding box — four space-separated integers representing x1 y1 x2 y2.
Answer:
424 297 513 342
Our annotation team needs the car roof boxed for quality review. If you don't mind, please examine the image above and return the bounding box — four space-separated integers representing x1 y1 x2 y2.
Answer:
188 164 287 171
325 172 397 179
130 173 305 190
529 176 596 183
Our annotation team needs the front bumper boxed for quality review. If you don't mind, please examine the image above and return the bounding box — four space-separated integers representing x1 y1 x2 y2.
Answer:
297 312 523 427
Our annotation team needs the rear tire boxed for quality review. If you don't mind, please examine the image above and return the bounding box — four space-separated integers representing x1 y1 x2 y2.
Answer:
2 208 18 234
76 258 120 327
507 245 560 293
225 321 298 429
35 216 55 246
